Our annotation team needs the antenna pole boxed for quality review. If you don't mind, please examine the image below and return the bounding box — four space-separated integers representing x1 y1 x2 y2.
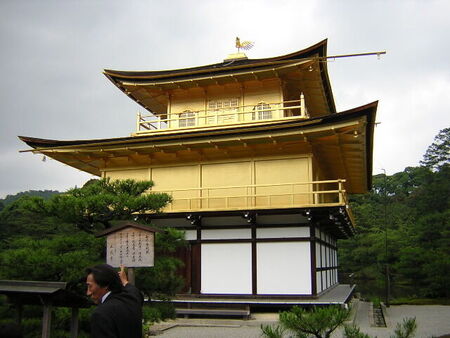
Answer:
322 51 386 61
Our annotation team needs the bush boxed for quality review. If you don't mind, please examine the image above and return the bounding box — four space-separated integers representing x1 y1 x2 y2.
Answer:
261 306 351 338
142 302 176 324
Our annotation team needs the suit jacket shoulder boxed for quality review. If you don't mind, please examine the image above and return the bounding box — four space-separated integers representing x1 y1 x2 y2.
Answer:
91 285 143 338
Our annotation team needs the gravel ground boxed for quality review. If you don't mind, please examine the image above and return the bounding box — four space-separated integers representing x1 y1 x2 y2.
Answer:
156 325 262 338
151 302 450 338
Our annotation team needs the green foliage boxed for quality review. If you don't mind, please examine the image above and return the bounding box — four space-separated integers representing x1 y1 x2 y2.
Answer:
18 317 41 338
0 233 104 283
133 226 187 298
142 302 176 324
52 307 91 337
141 297 178 337
260 324 285 338
27 178 172 232
343 324 371 338
0 178 184 337
278 306 350 338
370 297 381 307
0 190 60 206
136 255 185 298
390 318 417 338
156 227 186 255
420 127 449 170
261 307 417 338
340 162 450 299
389 298 450 305
0 195 76 243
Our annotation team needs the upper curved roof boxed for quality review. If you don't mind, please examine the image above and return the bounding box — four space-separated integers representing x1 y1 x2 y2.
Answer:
104 39 336 116
104 39 329 80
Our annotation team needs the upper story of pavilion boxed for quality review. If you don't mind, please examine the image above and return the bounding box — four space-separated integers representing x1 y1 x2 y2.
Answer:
104 40 336 136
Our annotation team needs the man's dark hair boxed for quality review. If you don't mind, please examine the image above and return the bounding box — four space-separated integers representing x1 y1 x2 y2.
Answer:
86 264 123 293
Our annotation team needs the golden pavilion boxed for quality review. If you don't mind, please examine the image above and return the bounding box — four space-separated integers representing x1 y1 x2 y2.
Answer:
20 39 377 307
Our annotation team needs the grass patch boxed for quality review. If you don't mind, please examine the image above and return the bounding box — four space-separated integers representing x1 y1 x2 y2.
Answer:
370 297 382 307
389 298 450 305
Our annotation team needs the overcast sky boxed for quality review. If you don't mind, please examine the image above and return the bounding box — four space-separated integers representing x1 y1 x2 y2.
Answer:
1 0 449 198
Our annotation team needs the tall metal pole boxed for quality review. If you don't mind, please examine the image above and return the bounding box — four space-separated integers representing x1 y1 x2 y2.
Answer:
382 169 390 307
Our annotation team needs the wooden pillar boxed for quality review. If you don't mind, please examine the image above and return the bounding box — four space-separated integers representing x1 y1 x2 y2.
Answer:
251 222 257 295
136 111 141 132
310 223 317 296
300 92 306 117
191 244 201 294
70 308 79 338
128 267 136 285
15 303 23 325
42 302 52 338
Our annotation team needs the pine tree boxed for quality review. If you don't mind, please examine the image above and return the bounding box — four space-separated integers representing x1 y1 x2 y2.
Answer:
420 127 449 170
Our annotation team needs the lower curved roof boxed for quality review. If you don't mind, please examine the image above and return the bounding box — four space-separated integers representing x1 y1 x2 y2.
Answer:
19 101 377 194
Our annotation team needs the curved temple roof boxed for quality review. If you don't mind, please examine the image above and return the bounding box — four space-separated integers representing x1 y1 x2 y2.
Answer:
19 101 377 194
104 39 336 117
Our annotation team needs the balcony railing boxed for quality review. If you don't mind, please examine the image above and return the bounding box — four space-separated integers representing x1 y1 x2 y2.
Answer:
152 179 349 213
135 98 308 133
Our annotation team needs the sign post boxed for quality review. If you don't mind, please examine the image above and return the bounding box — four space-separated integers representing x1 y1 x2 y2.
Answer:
96 221 160 284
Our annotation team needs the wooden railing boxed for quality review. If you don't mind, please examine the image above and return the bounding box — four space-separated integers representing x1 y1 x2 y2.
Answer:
135 98 308 133
152 179 348 212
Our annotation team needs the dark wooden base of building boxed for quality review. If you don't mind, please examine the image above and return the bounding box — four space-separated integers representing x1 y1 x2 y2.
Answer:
154 284 355 318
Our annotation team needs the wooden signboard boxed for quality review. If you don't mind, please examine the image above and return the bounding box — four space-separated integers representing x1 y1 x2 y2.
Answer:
97 222 159 268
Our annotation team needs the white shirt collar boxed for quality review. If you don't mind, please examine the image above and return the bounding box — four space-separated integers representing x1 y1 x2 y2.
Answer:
101 291 111 303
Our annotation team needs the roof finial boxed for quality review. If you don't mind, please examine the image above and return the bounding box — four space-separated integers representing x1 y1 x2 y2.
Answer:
235 37 254 53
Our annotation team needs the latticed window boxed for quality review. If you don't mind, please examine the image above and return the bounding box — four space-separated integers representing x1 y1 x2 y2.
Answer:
253 102 272 120
179 110 196 127
208 98 239 111
207 98 239 124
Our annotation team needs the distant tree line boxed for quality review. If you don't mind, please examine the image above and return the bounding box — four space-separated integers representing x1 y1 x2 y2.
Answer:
339 127 450 299
0 190 60 209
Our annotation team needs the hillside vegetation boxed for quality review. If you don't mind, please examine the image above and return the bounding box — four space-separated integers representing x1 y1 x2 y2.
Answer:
339 127 449 299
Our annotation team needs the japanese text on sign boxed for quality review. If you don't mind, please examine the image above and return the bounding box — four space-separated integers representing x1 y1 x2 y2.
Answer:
106 228 155 267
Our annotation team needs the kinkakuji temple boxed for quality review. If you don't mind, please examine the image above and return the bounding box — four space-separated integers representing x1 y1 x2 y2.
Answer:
20 39 377 309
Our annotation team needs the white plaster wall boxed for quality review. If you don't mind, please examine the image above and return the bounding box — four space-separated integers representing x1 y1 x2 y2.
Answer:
317 271 322 293
318 230 323 240
316 244 321 268
257 242 311 294
201 229 251 240
321 245 326 267
327 246 330 267
256 227 309 238
201 243 252 294
184 230 197 241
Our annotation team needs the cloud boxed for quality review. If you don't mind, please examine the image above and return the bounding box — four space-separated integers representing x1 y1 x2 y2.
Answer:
1 0 449 197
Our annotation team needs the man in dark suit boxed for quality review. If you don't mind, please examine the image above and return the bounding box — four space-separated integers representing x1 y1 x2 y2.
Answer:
85 264 143 338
